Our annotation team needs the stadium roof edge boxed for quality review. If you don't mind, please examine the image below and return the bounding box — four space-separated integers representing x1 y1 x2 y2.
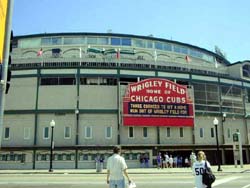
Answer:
13 32 231 65
229 60 250 66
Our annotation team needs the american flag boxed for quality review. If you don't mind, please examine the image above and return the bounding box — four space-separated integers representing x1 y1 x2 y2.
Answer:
37 48 43 56
116 48 120 59
185 55 191 63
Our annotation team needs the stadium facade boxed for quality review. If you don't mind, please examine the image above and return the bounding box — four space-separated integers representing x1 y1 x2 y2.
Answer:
1 32 250 169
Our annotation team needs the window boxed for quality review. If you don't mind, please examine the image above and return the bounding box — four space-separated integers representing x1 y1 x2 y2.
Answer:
4 127 10 140
166 127 171 137
111 38 120 45
155 42 163 50
58 77 76 85
163 43 172 51
243 64 250 78
41 37 51 45
98 37 109 45
143 127 148 138
190 49 203 58
64 127 71 139
40 77 59 85
19 38 40 48
200 128 204 138
41 37 62 46
133 39 146 48
87 77 99 85
105 126 112 139
174 45 188 54
87 37 98 44
85 126 92 139
40 77 76 85
147 41 153 48
82 154 88 160
57 154 63 160
227 128 231 138
51 37 62 45
211 128 215 138
64 37 85 45
66 154 72 160
128 127 134 138
121 38 131 46
24 127 30 140
10 154 15 161
43 127 49 139
180 127 184 138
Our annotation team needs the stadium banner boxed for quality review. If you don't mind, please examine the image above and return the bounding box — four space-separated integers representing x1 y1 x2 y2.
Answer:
123 78 194 127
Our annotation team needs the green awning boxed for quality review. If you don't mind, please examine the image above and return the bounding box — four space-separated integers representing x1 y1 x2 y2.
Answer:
87 47 104 54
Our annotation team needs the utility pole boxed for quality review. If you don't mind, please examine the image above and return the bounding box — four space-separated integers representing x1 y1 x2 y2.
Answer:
0 0 14 148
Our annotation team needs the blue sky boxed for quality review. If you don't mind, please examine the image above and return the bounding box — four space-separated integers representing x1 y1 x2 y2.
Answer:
12 0 250 63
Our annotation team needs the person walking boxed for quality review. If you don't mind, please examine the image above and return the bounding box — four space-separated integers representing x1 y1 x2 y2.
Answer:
107 145 132 188
192 151 212 188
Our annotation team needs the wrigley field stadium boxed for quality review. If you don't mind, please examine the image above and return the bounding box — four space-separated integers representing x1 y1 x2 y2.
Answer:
1 32 250 169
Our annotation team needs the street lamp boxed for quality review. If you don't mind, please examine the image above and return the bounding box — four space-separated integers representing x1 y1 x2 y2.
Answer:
213 117 222 171
49 119 55 172
222 113 226 122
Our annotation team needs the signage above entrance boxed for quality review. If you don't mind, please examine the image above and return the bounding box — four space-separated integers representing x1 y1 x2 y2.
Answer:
123 78 194 127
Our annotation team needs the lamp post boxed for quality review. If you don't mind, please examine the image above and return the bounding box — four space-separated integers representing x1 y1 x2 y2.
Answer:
213 117 222 171
222 113 226 122
49 120 55 172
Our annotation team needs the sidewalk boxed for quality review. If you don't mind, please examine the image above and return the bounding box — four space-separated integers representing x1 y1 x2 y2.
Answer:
0 165 249 174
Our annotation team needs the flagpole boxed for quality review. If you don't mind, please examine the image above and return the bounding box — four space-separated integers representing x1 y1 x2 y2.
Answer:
154 50 157 69
79 47 82 66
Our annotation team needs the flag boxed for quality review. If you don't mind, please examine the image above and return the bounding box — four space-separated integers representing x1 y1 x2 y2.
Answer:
116 48 120 59
185 55 191 63
215 58 218 68
37 48 43 56
154 50 157 62
79 47 82 58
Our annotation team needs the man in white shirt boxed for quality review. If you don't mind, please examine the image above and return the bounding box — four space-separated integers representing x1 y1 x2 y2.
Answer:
107 145 131 188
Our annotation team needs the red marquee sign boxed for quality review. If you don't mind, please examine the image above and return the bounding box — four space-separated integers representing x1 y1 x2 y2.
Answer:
123 78 194 127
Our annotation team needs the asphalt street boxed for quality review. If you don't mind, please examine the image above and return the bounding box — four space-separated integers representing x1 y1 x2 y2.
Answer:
0 171 249 188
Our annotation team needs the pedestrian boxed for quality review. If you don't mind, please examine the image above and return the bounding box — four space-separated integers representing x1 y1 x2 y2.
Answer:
156 152 162 169
139 154 145 168
185 157 189 167
144 153 149 168
192 151 212 188
107 145 132 188
95 155 101 172
169 155 173 168
164 152 169 168
190 151 197 168
173 156 177 168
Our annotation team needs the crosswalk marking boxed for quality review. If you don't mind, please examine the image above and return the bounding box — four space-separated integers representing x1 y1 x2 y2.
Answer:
213 176 240 187
241 184 250 188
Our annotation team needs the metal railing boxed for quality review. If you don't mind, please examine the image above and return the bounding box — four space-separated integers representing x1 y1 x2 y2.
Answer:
11 57 229 77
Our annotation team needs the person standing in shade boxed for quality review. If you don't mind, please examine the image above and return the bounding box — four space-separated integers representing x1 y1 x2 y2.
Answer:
192 151 212 188
190 151 197 168
156 152 162 169
107 145 132 188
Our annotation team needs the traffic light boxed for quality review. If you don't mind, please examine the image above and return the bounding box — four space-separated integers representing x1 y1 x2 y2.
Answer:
5 30 13 94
